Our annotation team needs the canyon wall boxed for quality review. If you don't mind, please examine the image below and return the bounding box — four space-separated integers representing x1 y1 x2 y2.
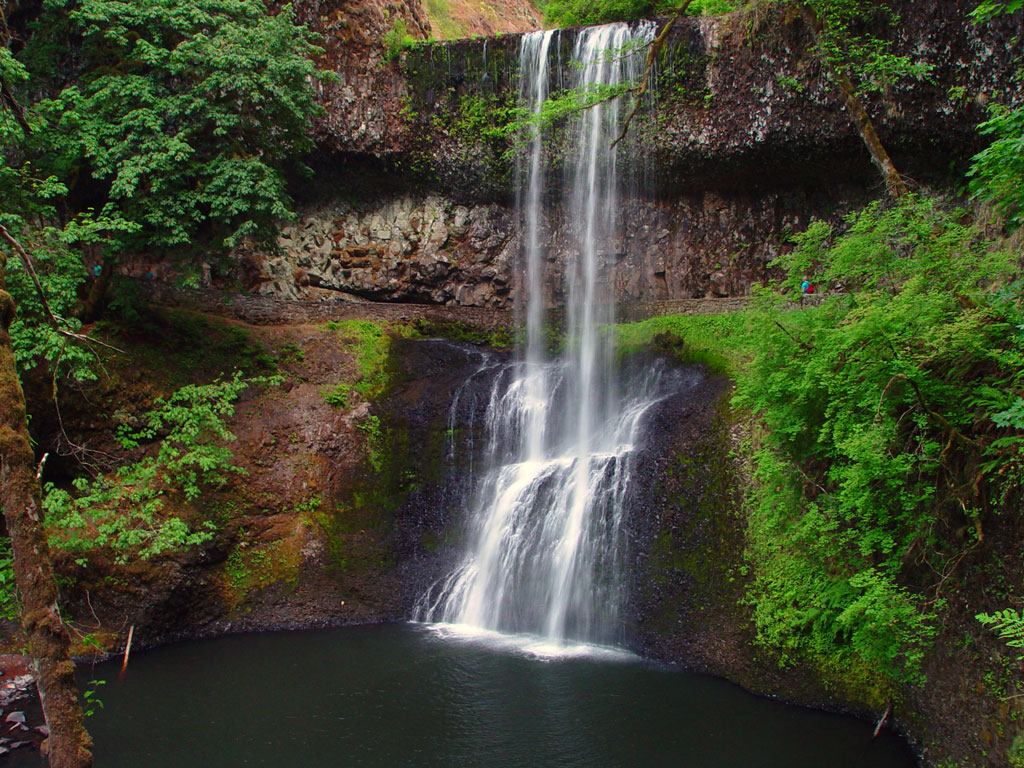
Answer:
241 0 1023 308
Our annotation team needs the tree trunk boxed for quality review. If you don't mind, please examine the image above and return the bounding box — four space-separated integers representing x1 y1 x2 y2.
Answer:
0 256 93 768
77 253 116 324
800 4 910 199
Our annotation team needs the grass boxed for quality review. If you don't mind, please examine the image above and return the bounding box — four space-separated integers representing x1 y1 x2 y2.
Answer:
422 0 464 40
615 310 757 375
325 319 415 399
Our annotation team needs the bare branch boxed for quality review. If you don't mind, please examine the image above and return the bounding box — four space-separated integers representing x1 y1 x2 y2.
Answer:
610 15 678 150
0 75 32 136
0 225 126 352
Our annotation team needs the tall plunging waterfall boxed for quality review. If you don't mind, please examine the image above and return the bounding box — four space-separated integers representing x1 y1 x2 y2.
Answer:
416 23 664 648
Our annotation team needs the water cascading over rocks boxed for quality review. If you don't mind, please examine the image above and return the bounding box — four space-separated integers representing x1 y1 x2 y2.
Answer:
416 22 676 648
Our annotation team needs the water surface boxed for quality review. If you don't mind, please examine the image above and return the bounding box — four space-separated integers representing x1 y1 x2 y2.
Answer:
63 623 916 767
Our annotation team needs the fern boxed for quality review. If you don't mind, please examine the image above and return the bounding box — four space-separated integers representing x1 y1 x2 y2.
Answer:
977 609 1024 657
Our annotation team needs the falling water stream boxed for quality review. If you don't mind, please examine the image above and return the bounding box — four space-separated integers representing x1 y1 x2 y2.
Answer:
415 24 667 648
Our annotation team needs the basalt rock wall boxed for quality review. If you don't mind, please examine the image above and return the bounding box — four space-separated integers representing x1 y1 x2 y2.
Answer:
244 184 865 307
245 1 1022 306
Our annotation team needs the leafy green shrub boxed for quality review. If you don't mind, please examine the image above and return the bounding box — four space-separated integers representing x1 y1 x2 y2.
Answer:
970 105 1024 226
277 342 306 365
44 374 264 562
733 195 1019 682
323 382 351 409
383 17 415 62
16 0 330 252
2 226 97 382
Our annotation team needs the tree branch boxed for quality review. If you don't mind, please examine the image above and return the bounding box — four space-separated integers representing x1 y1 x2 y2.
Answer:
0 75 32 136
0 225 125 352
610 15 677 150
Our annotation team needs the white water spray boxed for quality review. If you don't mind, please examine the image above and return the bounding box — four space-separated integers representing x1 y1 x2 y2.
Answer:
417 23 664 648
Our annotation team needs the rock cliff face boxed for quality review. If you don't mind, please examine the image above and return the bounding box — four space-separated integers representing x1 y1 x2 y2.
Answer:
248 0 1021 308
252 197 517 306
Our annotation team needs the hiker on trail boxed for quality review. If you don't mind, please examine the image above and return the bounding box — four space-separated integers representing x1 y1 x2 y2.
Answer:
801 276 815 296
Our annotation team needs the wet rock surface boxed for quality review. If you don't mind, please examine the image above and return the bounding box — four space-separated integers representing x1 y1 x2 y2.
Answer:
0 658 44 759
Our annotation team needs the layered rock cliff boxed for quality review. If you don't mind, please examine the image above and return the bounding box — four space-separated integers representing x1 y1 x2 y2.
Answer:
242 0 1022 307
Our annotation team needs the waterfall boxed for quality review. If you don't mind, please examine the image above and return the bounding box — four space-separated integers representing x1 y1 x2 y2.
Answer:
416 22 665 649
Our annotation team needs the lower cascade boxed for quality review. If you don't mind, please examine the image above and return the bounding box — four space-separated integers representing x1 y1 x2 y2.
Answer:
415 22 667 647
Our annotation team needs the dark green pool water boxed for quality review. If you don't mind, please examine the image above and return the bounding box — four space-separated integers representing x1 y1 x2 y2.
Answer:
56 623 918 767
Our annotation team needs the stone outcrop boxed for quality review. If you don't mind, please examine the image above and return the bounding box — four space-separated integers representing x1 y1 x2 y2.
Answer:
309 0 1021 186
247 184 863 306
251 196 516 307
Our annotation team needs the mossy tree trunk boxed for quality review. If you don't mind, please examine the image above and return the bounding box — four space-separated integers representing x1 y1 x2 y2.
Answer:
0 254 93 768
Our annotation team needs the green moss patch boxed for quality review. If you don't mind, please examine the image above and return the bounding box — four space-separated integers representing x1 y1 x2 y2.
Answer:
224 538 301 610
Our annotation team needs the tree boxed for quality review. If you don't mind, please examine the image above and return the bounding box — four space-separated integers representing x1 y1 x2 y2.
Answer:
0 226 92 768
792 0 922 198
5 0 329 315
0 1 328 762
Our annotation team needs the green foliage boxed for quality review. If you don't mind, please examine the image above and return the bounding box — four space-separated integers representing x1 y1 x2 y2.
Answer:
44 374 263 562
0 541 20 622
731 195 1019 682
277 342 305 366
977 609 1024 658
967 0 1024 224
1 226 97 381
383 17 415 62
542 0 669 27
684 0 737 15
970 105 1024 226
6 0 328 254
523 82 633 132
797 0 932 96
452 94 524 144
971 0 1023 22
82 679 106 718
1009 730 1024 768
323 382 352 409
